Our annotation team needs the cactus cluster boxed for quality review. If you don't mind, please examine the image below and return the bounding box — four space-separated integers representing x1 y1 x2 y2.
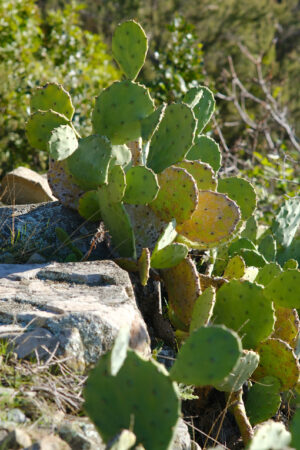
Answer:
25 20 300 449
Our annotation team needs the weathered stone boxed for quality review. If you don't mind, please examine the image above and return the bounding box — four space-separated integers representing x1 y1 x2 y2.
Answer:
25 435 71 450
0 167 56 205
0 261 151 368
6 409 27 424
0 202 109 263
173 419 192 450
0 428 32 449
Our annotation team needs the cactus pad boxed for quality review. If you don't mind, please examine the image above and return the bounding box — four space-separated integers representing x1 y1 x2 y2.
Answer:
92 81 155 145
217 177 256 221
47 158 84 209
123 166 159 204
189 286 216 331
176 160 217 191
247 421 291 450
183 86 215 135
253 338 299 391
84 350 180 450
47 124 78 161
66 135 112 190
245 376 281 426
176 191 240 248
138 248 150 286
258 234 276 262
272 307 299 350
239 249 267 268
152 220 177 253
186 135 222 172
78 191 101 222
105 165 126 203
213 280 275 349
264 269 300 308
124 204 167 257
141 104 166 142
283 259 298 270
150 166 198 224
214 350 259 393
150 243 188 269
26 110 69 151
271 196 300 247
30 82 74 120
170 325 242 386
255 262 282 287
241 216 258 242
111 144 132 169
147 103 196 173
112 20 148 81
223 255 246 280
161 258 201 327
229 238 256 256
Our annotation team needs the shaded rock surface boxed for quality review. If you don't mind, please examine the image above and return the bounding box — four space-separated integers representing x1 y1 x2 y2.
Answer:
0 261 151 368
0 167 56 205
0 201 109 263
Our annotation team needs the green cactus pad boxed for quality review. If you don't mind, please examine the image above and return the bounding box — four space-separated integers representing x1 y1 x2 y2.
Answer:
97 194 135 258
291 408 300 449
124 204 167 257
189 286 216 331
84 350 180 450
66 135 112 190
258 234 276 262
47 124 78 161
141 104 166 142
253 338 299 391
123 166 159 205
176 191 240 248
92 81 155 145
112 20 148 81
152 220 177 253
150 243 188 269
223 255 246 280
26 110 69 151
161 258 201 327
47 158 84 210
283 259 299 270
240 249 267 268
186 135 221 172
170 325 242 386
229 238 256 256
214 350 259 393
255 263 282 287
213 246 230 277
78 191 102 222
138 248 150 286
217 177 256 221
241 216 258 242
147 103 196 173
242 266 259 282
183 86 215 135
30 82 74 120
103 165 126 203
111 144 132 169
213 280 275 349
245 376 281 426
271 196 300 247
272 307 299 350
150 166 198 224
247 421 291 450
110 327 130 376
264 269 300 309
176 160 217 191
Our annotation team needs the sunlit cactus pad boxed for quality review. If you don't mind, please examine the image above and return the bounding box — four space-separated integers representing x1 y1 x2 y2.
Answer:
92 81 155 144
253 338 299 391
30 82 74 120
150 166 198 224
170 325 242 386
263 269 300 308
272 307 299 349
213 280 275 349
186 135 221 172
176 160 217 191
112 20 148 81
26 110 69 151
123 166 159 205
176 191 240 248
183 86 215 135
217 176 257 221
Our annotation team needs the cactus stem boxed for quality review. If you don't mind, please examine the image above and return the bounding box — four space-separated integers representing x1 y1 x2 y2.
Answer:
70 122 81 139
227 389 254 446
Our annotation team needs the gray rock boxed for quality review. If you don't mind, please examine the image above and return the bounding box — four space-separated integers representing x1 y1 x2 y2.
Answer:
25 435 71 450
0 428 32 448
0 167 56 205
172 419 192 450
0 202 109 263
0 261 151 368
6 409 27 424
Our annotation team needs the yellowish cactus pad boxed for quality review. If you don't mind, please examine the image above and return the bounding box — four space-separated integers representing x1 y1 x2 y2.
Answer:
176 160 217 191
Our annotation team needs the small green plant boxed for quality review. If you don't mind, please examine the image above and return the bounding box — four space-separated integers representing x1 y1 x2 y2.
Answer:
25 20 300 449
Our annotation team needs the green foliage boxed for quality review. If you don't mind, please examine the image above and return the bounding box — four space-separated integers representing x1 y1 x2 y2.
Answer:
0 0 119 177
